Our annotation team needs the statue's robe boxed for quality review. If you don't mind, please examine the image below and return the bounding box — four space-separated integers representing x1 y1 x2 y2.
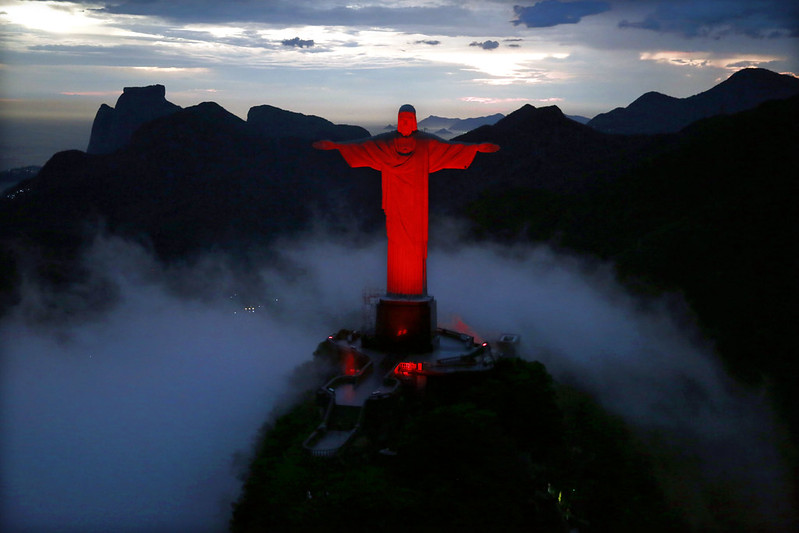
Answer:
334 132 483 296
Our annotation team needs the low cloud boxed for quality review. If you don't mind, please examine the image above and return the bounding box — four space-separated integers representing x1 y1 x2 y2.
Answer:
415 39 441 46
0 232 793 531
513 1 611 28
470 40 500 50
0 237 336 532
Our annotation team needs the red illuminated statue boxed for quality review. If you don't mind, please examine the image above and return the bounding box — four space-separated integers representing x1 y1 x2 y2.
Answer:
314 105 499 296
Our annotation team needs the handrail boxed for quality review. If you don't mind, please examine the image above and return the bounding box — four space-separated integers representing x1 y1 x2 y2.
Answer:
302 426 358 458
321 357 374 390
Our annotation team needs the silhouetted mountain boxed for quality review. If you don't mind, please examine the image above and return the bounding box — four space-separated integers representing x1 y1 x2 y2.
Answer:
0 99 656 275
566 114 590 124
588 68 799 134
246 105 369 140
87 85 181 154
418 113 504 135
428 104 656 210
1 98 381 272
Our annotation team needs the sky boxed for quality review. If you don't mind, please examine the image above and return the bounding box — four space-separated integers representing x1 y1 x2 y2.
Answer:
1 0 797 126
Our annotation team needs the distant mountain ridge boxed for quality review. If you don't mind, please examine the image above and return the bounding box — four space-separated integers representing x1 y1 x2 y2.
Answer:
438 103 654 198
418 113 504 137
3 95 383 266
247 105 368 141
566 114 590 124
587 68 799 134
87 86 369 156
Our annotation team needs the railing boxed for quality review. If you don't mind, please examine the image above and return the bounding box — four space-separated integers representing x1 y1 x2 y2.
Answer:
367 375 400 399
321 355 374 390
303 357 376 457
309 446 338 458
437 327 475 345
302 426 359 458
303 368 401 457
434 345 493 368
302 428 328 456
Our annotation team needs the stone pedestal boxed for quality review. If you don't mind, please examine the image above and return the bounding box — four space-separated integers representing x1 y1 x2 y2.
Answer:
375 295 436 353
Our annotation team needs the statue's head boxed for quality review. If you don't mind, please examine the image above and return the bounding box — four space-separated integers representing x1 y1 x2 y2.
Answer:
397 104 417 136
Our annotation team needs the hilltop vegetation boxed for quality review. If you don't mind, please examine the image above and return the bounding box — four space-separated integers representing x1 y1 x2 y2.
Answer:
231 358 682 532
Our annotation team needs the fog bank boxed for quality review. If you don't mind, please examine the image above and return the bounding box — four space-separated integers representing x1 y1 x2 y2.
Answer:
0 234 792 531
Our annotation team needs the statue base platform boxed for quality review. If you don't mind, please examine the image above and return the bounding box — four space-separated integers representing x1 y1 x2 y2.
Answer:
374 295 437 353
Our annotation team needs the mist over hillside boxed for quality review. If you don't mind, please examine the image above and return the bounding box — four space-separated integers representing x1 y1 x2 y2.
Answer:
1 233 793 531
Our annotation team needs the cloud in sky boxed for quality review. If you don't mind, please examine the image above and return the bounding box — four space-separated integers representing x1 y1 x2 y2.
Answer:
618 0 799 39
470 40 500 50
459 96 561 104
513 0 612 28
0 0 797 128
281 37 314 48
638 50 786 71
93 0 476 31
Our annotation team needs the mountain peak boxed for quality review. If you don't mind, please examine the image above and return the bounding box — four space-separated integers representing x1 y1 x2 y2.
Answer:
726 67 784 83
492 104 568 131
588 68 799 135
706 67 799 102
455 103 594 150
87 85 181 154
120 84 166 100
246 104 368 141
631 91 678 106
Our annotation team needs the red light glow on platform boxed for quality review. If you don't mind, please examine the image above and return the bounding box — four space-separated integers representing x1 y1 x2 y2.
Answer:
343 352 359 376
448 315 483 344
394 361 422 376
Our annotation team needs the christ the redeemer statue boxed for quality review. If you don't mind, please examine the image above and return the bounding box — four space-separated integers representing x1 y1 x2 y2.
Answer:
314 104 499 296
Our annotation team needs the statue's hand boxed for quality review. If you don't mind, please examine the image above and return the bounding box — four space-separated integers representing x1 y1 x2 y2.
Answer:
478 143 500 153
313 140 337 150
